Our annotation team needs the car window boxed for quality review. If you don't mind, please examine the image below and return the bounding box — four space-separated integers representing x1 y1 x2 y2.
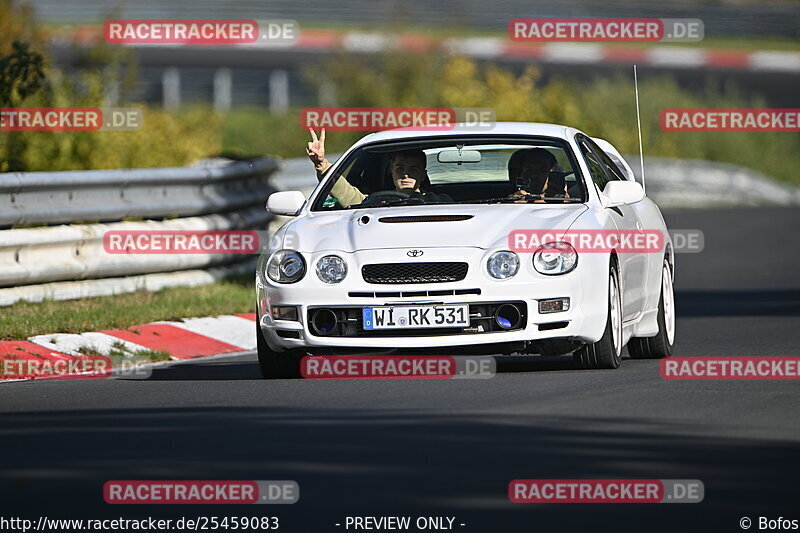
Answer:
424 145 571 184
312 136 586 210
578 137 613 190
585 138 628 182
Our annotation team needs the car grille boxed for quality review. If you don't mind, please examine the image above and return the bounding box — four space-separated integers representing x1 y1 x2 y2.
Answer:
362 262 468 284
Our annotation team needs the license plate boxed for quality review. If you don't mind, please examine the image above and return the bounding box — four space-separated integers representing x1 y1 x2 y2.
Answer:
362 305 470 330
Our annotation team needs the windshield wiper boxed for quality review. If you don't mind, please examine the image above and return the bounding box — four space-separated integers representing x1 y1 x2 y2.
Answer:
384 197 428 206
539 196 583 203
346 197 428 209
461 194 582 204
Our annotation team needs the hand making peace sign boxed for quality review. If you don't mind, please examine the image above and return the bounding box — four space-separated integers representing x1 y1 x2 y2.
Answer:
306 128 326 169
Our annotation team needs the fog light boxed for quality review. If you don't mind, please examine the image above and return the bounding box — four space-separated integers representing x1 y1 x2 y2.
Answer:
539 298 570 314
494 303 523 330
272 306 298 321
310 309 338 336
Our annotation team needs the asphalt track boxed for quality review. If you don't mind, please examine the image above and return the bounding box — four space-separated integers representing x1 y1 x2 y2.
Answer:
1 206 799 533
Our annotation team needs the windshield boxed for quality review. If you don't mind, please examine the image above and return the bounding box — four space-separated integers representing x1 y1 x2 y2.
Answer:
311 136 586 211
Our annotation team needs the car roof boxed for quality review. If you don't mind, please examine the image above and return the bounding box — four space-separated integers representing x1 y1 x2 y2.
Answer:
349 122 580 149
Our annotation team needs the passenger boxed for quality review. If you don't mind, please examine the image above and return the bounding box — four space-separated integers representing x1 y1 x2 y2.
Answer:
307 128 451 207
508 148 567 198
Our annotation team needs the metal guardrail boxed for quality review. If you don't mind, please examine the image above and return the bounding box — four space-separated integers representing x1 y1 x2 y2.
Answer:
0 158 279 305
0 157 278 227
0 206 268 288
0 258 259 307
628 157 800 208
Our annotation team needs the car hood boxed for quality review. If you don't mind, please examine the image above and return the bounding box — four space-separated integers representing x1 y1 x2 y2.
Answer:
282 204 588 253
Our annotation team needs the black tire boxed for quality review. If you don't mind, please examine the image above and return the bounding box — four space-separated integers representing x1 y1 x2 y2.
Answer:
573 264 622 369
256 322 303 379
628 258 675 359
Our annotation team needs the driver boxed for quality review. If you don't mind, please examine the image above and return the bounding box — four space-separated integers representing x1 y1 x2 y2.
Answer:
307 128 451 207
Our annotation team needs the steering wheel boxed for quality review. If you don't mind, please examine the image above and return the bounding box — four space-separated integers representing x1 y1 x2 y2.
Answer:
359 190 412 207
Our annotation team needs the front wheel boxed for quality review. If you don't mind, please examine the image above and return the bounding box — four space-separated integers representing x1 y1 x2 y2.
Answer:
573 264 623 369
628 258 675 359
256 322 303 379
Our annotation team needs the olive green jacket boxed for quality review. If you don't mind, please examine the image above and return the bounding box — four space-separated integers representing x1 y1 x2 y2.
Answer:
315 159 365 208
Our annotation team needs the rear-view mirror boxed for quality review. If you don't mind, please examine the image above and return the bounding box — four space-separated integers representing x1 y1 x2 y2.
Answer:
437 150 482 164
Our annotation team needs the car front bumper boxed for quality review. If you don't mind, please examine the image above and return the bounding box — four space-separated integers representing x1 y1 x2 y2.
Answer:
257 247 610 352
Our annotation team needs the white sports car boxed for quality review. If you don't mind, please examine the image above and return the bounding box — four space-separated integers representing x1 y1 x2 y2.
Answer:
256 123 675 378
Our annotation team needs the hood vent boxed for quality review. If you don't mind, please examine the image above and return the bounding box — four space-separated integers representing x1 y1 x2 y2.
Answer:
378 215 473 223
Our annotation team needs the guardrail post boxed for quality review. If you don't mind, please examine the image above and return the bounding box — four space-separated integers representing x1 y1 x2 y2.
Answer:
105 79 120 107
318 79 337 107
213 68 232 112
269 69 289 114
163 67 181 110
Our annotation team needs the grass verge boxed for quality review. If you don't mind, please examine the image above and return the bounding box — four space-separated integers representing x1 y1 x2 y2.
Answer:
75 342 172 365
0 274 255 341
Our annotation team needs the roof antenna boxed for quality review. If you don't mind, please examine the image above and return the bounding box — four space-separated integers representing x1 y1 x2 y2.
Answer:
634 64 646 193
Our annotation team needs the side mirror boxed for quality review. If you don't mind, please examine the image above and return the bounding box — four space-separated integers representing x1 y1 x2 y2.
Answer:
267 191 306 216
602 181 644 207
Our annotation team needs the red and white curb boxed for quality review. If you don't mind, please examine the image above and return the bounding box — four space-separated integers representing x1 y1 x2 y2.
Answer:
235 32 800 72
323 32 800 72
63 26 800 73
0 313 258 381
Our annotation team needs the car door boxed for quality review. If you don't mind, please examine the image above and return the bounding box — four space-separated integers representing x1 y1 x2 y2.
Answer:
594 141 654 320
577 135 646 322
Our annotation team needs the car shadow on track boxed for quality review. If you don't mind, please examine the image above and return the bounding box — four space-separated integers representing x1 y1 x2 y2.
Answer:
119 354 620 381
116 359 264 381
494 355 579 373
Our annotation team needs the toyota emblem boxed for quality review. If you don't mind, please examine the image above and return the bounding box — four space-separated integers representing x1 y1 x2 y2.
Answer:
407 249 424 258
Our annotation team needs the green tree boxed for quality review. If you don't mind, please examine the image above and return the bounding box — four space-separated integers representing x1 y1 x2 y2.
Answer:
0 40 45 106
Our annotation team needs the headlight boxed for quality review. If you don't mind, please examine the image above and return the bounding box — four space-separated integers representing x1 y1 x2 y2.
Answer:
533 242 578 275
267 250 306 283
316 255 348 284
487 251 519 279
